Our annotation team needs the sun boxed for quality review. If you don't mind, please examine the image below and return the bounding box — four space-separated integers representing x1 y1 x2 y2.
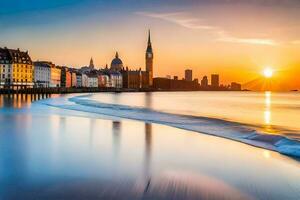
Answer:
263 68 273 78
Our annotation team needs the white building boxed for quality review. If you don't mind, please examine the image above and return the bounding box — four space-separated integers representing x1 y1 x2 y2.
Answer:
82 73 88 87
33 61 51 87
0 63 12 87
87 74 98 88
110 72 122 88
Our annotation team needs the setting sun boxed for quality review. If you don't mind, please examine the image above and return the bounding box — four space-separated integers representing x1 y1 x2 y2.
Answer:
263 68 273 78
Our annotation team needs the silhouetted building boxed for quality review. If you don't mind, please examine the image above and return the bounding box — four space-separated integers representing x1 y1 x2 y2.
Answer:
211 74 219 88
146 30 154 87
153 77 199 90
185 69 192 81
231 82 242 91
201 76 208 88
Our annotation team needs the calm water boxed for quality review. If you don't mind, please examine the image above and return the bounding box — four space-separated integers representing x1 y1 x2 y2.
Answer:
88 91 300 139
0 93 300 200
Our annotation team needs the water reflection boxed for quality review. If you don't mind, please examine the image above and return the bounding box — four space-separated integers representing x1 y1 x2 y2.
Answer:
145 92 153 108
144 123 152 177
263 92 274 133
112 121 121 157
0 93 51 109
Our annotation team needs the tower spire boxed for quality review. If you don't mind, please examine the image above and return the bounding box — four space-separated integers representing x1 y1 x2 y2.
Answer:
115 51 119 58
148 29 151 45
89 57 94 69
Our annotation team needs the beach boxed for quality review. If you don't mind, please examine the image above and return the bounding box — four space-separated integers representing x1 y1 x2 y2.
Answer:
0 92 300 200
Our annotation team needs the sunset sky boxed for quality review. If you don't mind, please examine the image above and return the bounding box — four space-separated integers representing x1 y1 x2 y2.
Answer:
1 0 300 88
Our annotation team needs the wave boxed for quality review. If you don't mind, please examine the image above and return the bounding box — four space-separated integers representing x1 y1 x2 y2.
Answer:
40 94 300 158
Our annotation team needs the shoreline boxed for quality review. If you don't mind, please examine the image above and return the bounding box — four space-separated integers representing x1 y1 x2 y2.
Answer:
0 87 247 94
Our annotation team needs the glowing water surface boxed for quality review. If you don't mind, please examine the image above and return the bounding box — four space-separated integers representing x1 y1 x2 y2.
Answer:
0 93 300 199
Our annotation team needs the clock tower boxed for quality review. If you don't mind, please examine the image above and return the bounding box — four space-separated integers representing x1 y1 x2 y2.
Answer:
146 30 153 87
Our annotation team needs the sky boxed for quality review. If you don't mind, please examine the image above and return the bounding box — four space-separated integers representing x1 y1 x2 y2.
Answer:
1 0 300 89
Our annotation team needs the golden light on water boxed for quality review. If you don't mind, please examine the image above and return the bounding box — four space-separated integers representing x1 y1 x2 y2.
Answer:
264 92 272 125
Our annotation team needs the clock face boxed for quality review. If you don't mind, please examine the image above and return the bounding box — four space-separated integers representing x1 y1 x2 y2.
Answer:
147 53 152 58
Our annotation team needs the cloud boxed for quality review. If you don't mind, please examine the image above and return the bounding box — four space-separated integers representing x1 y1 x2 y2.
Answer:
136 11 216 30
216 31 278 46
137 11 278 46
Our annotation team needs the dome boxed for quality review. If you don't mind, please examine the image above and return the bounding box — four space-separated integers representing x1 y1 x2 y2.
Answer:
110 52 123 71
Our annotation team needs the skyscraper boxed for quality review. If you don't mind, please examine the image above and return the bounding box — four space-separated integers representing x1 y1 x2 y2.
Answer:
185 69 192 81
211 74 219 88
146 30 153 86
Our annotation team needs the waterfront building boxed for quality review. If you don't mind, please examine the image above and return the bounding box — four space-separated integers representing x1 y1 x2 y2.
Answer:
231 82 242 91
153 77 199 90
82 73 88 87
33 61 52 87
98 72 110 88
211 74 219 88
50 66 61 87
146 30 154 86
0 47 33 88
60 67 72 88
87 74 98 88
201 76 208 88
122 68 142 89
185 69 193 81
0 48 13 87
104 31 153 89
76 72 82 87
71 70 77 87
110 71 123 88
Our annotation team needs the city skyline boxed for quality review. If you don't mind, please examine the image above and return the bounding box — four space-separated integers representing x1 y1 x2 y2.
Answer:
1 0 300 89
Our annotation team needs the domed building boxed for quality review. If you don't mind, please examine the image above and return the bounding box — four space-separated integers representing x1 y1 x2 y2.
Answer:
110 52 123 71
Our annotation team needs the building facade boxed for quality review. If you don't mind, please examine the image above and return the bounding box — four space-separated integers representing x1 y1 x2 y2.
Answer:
211 74 219 88
145 30 154 87
201 76 208 88
185 69 193 81
34 61 51 87
0 47 33 88
87 74 98 88
50 66 61 87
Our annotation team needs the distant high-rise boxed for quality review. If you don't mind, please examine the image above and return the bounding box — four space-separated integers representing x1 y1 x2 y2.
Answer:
211 74 219 88
185 69 193 81
146 30 153 86
201 76 208 87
